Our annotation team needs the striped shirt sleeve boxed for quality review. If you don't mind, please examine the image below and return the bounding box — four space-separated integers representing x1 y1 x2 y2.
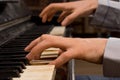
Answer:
91 0 120 32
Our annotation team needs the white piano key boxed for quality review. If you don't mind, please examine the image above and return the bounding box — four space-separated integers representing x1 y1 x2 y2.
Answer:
50 26 65 36
29 60 53 65
13 65 56 80
40 48 59 59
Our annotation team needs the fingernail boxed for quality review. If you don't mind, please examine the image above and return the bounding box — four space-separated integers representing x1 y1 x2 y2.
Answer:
26 54 31 61
61 22 66 26
24 47 29 52
39 13 42 17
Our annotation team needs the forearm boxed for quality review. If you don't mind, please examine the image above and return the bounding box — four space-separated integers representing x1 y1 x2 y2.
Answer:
91 0 120 31
103 38 120 77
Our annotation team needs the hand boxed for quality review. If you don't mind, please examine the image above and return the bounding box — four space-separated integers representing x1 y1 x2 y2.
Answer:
40 0 98 26
25 34 107 68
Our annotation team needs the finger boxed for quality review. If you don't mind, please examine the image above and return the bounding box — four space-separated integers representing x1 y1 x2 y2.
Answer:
58 49 63 54
58 49 67 54
40 3 67 17
49 50 72 68
57 11 70 23
26 40 52 60
47 11 56 22
40 9 56 23
61 11 80 26
24 37 40 52
42 14 47 23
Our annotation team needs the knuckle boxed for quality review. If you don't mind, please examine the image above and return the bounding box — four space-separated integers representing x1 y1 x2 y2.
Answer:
66 16 72 20
31 39 36 44
49 3 56 8
40 34 53 43
62 53 71 59
40 34 49 39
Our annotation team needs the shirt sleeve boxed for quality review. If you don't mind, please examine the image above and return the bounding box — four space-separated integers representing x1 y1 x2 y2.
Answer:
103 37 120 77
91 0 120 32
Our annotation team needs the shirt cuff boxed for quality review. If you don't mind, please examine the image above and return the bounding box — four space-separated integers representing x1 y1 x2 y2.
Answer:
103 38 120 77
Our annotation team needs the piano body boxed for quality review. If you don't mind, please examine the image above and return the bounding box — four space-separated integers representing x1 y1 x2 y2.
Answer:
0 0 75 80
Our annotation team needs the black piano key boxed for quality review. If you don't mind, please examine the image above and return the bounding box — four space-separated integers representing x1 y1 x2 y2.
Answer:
15 35 39 39
1 42 29 47
1 39 33 48
0 51 28 54
0 57 29 65
0 77 12 80
0 70 20 77
1 39 29 48
1 39 32 46
19 33 41 36
0 47 25 51
0 0 19 3
0 62 26 69
0 42 27 48
9 41 31 44
4 42 29 46
0 54 26 58
0 49 26 53
1 44 26 48
0 66 23 73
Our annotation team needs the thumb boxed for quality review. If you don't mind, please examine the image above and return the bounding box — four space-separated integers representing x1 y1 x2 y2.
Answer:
49 50 72 68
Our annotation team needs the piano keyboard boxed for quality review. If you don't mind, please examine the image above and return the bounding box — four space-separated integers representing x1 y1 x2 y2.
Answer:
0 25 65 80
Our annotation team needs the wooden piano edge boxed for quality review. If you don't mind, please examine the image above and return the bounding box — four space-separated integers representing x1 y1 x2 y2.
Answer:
54 59 75 80
67 59 75 80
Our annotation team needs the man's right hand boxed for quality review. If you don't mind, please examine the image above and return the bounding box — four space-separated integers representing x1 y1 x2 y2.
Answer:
40 0 98 26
